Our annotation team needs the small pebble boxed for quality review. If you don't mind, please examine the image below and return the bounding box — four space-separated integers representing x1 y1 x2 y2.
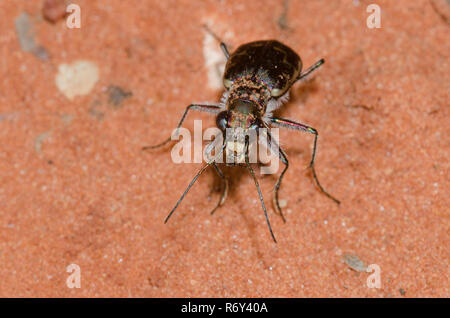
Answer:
15 12 51 61
55 60 99 100
279 199 287 208
107 85 132 108
15 13 35 52
343 254 367 272
34 131 51 154
43 0 67 23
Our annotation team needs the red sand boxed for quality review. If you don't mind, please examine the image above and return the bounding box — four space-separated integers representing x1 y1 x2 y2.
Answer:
0 0 448 297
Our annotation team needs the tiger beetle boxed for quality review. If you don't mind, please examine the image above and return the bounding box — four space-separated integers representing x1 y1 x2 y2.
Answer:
143 39 340 243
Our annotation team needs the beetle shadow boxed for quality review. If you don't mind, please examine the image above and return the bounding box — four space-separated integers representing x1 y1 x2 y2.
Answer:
205 164 245 205
206 163 282 265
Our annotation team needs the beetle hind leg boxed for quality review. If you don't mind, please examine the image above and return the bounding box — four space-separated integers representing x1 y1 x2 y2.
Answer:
202 24 230 59
297 58 325 82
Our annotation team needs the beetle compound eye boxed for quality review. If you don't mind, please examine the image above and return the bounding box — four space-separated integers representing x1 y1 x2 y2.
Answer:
216 111 228 131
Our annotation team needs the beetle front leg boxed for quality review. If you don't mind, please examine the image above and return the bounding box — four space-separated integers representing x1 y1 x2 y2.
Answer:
244 136 277 243
209 162 229 215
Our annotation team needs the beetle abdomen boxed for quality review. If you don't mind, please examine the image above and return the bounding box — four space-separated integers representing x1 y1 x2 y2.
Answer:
223 40 302 97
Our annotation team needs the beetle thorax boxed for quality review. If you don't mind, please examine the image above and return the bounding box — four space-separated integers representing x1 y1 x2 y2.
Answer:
226 75 271 115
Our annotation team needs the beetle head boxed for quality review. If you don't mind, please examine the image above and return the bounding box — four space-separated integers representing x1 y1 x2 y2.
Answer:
216 99 261 165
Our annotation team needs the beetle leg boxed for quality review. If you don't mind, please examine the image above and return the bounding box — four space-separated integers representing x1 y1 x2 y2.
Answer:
245 135 277 243
204 130 228 215
297 58 325 82
283 59 325 93
202 24 230 59
269 117 340 205
142 104 222 150
220 42 230 59
209 162 229 215
260 127 288 223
